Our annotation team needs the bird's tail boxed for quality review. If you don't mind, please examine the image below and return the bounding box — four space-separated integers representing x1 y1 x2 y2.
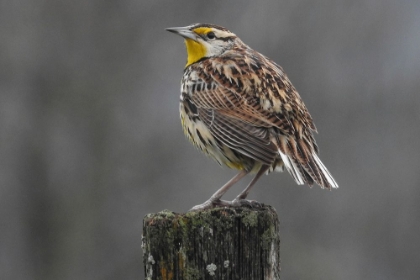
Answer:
276 135 338 190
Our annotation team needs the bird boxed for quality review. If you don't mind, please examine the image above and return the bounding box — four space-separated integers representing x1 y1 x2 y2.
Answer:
166 23 338 211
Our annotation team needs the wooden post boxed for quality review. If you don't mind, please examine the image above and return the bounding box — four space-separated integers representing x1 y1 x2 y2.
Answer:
142 205 280 280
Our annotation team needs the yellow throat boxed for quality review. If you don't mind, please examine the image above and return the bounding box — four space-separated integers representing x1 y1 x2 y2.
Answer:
184 38 207 67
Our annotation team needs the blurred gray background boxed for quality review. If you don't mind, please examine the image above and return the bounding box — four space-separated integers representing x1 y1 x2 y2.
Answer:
1 0 420 279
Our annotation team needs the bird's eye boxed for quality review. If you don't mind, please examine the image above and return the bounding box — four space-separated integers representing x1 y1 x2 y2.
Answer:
207 32 216 39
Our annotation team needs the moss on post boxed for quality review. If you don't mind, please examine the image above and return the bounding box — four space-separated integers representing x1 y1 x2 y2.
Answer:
142 205 281 280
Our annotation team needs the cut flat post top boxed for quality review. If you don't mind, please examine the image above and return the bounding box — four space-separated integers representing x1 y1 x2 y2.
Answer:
142 205 281 280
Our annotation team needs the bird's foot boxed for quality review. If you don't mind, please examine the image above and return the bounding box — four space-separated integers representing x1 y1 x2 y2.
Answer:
189 198 263 211
189 199 220 211
232 198 263 208
216 198 263 208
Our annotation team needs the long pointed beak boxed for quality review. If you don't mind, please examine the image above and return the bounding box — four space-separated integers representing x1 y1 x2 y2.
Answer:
166 26 198 41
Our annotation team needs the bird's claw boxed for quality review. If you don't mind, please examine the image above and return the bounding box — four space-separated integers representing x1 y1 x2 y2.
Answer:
189 199 218 211
231 198 263 208
189 198 263 211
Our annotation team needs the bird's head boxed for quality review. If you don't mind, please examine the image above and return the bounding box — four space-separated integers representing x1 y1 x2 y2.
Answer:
166 23 238 67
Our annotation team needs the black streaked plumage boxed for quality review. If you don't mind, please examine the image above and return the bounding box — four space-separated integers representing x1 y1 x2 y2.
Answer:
167 23 338 211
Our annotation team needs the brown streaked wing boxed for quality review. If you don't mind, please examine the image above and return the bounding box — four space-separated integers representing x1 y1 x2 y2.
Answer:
198 107 278 166
191 83 296 135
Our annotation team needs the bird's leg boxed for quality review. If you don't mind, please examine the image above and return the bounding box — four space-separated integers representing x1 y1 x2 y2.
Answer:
229 165 270 207
189 169 249 211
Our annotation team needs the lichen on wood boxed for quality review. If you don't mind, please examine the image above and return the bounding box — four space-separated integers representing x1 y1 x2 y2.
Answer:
143 205 281 280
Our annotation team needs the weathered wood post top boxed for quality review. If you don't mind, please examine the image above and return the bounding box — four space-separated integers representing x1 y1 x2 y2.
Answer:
143 205 281 279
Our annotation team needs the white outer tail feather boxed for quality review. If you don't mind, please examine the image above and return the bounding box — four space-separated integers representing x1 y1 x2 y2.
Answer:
279 150 338 189
312 152 339 189
279 150 305 185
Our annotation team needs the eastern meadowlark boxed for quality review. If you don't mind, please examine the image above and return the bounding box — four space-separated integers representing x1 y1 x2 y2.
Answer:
166 23 338 211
